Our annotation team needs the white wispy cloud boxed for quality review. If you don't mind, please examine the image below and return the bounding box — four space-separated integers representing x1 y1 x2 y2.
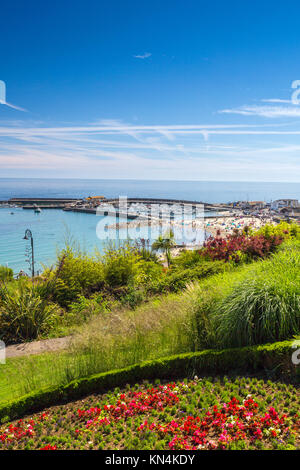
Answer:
219 105 300 118
133 52 152 59
0 122 297 141
1 120 300 181
261 98 292 104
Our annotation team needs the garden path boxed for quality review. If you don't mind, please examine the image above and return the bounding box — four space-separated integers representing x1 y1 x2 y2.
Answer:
6 336 72 358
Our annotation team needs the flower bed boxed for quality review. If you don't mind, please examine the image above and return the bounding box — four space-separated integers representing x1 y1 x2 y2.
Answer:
0 376 299 450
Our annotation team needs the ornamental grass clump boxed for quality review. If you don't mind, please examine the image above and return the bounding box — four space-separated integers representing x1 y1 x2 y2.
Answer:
60 290 198 382
214 247 300 348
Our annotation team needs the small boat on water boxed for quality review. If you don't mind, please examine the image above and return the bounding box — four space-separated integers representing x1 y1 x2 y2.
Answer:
34 206 42 213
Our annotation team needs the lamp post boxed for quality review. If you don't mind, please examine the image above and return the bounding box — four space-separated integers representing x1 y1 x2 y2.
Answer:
23 229 35 278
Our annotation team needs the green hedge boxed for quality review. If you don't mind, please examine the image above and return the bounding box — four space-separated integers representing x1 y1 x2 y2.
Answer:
0 339 298 422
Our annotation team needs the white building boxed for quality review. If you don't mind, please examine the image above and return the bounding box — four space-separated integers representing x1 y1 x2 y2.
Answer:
271 199 299 211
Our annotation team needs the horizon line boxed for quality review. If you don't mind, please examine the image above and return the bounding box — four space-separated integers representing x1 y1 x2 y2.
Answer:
0 177 300 184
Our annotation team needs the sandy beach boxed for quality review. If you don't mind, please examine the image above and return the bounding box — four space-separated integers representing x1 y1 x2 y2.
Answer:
201 215 275 237
106 214 276 239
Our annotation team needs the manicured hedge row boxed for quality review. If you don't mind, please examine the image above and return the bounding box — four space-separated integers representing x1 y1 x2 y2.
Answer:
0 340 298 422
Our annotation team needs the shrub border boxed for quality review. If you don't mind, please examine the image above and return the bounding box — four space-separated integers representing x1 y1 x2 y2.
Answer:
0 339 298 422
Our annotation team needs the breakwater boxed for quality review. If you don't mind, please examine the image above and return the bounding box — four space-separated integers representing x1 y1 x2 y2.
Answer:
63 206 148 220
0 196 231 212
8 197 79 206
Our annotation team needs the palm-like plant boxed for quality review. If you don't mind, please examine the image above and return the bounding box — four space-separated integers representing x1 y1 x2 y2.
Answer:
152 230 176 267
0 281 59 342
0 256 65 343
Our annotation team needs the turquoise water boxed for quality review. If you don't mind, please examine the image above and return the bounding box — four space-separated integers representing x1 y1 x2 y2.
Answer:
0 207 204 274
0 207 112 274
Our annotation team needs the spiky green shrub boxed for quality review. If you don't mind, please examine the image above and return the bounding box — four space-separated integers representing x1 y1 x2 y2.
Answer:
0 282 60 343
171 249 206 269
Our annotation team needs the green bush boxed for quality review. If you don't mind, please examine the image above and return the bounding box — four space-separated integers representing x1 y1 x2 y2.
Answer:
169 261 227 291
50 248 104 307
47 242 229 308
255 221 300 240
134 260 164 286
172 249 207 269
0 266 13 281
68 293 117 322
45 244 165 308
102 243 141 289
119 286 146 308
0 282 60 343
149 260 227 293
53 277 82 308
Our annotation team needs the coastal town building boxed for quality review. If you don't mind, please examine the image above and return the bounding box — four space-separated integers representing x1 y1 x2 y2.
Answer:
271 199 299 211
233 201 266 210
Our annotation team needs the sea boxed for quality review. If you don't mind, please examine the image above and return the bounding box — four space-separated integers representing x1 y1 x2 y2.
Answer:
0 178 299 274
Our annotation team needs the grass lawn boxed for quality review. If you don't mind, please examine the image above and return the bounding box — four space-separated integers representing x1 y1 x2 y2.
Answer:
0 376 299 450
0 352 68 403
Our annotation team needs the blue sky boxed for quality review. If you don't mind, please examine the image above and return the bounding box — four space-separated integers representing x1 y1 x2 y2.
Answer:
1 0 300 181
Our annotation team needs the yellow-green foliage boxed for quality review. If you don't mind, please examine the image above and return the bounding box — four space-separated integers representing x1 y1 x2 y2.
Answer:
255 221 300 240
133 260 164 286
102 243 141 289
172 249 207 268
0 266 13 281
50 248 105 307
58 248 104 290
